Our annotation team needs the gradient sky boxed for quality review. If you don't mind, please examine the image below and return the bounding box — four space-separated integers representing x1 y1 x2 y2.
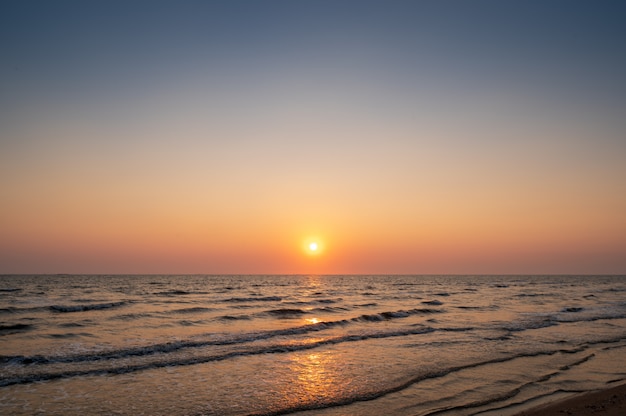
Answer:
1 1 625 274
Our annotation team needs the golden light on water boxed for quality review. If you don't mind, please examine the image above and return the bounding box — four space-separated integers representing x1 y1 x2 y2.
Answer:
289 352 339 403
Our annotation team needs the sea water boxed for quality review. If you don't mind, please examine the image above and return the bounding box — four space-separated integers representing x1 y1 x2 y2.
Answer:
1 275 625 415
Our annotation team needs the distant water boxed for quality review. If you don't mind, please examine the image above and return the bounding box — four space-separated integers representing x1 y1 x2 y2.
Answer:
1 275 625 415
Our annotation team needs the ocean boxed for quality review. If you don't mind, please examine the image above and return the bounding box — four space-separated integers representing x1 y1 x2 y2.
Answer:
1 275 625 415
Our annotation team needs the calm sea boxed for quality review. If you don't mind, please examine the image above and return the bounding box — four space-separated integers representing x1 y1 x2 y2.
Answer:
1 275 625 415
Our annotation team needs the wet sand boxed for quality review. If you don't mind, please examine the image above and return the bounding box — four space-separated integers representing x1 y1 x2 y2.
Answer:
515 383 626 416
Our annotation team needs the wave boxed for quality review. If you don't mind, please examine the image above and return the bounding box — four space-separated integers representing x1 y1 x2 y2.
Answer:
355 308 442 322
154 290 209 296
46 332 93 339
178 320 206 326
0 323 33 334
317 298 341 304
285 298 343 306
0 301 129 314
0 307 449 376
310 306 349 313
262 306 443 321
2 322 622 391
555 309 626 324
6 345 584 415
265 308 309 317
0 307 444 366
0 326 436 387
244 348 590 416
49 301 127 313
502 318 557 332
224 296 282 303
422 300 444 306
109 313 153 321
422 354 598 416
499 307 626 333
456 305 499 311
169 307 216 314
58 322 88 328
4 302 619 386
218 315 251 321
0 306 48 314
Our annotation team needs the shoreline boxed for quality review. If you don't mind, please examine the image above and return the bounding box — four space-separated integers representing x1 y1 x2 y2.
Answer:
513 383 626 416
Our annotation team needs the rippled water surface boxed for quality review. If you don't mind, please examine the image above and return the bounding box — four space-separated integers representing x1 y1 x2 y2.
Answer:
1 275 625 415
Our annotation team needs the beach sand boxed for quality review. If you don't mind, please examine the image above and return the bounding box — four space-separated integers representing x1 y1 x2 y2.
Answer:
514 383 626 416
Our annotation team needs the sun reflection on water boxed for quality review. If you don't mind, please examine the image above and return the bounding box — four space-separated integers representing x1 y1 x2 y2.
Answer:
290 351 339 403
270 275 350 409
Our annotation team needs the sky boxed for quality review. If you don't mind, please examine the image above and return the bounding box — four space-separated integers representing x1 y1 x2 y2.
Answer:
1 0 625 275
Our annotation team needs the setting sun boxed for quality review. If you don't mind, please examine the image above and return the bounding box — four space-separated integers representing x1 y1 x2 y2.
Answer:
303 237 325 257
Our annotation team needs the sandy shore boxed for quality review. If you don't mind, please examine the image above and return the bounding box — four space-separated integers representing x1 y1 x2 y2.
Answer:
514 383 626 416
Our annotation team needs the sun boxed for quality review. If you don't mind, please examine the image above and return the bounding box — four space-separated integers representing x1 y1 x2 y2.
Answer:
303 237 324 256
